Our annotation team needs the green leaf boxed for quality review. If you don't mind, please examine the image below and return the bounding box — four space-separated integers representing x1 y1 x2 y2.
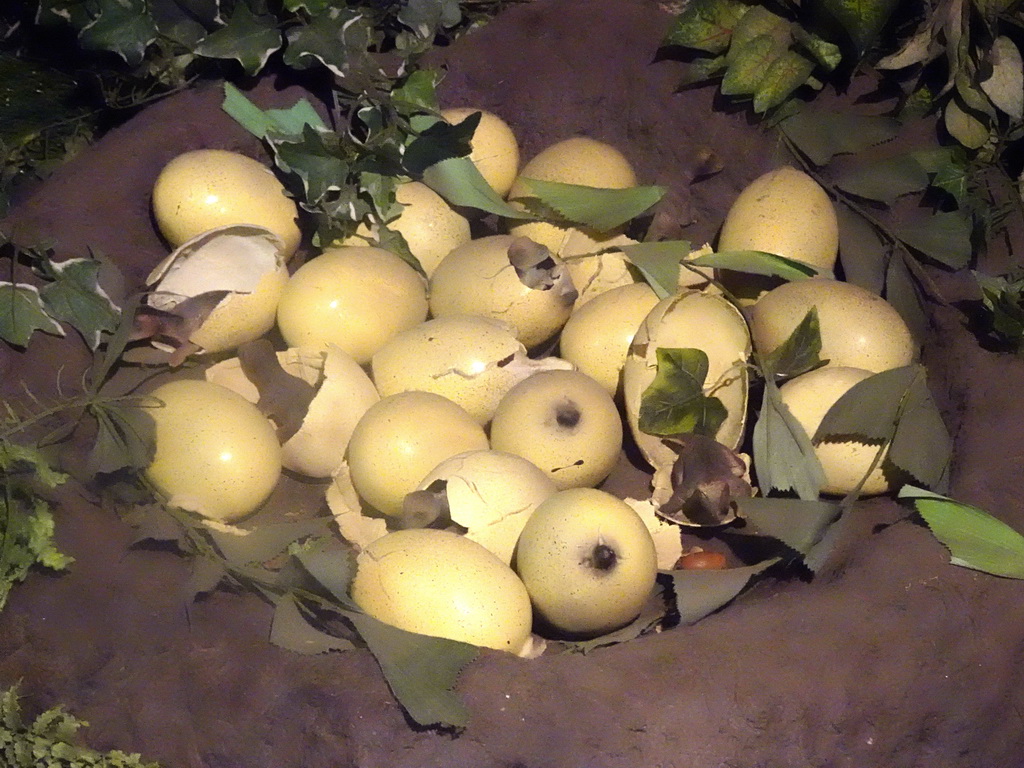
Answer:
284 8 378 78
891 210 973 269
752 380 826 499
86 403 155 475
762 307 824 380
689 249 824 280
663 0 750 54
884 251 929 345
779 108 900 166
619 241 689 299
0 55 80 147
637 348 728 438
794 29 842 71
943 97 991 150
222 82 327 140
292 535 360 608
816 365 951 490
668 559 777 624
347 612 478 729
207 518 334 568
722 36 781 96
753 50 816 113
270 594 355 654
734 497 842 556
1 489 72 614
834 155 930 203
980 36 1023 119
421 157 535 219
38 258 120 350
402 111 477 177
726 6 791 65
820 0 900 55
78 0 158 66
678 56 730 87
836 205 886 295
900 487 1024 578
513 179 666 232
396 0 462 42
194 3 282 76
974 269 1024 347
0 282 65 348
1 684 160 767
270 125 348 205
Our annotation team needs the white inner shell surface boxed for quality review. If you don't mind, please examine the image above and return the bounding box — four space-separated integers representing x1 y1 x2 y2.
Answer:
148 229 281 311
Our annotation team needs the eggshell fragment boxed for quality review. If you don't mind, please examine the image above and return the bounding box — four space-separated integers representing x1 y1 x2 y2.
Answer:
144 225 288 357
371 315 573 424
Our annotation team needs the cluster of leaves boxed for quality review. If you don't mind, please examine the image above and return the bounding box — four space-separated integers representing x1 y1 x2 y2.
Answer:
664 0 843 113
973 267 1024 349
32 0 468 79
0 430 71 613
1 685 159 767
0 234 121 350
875 0 1023 154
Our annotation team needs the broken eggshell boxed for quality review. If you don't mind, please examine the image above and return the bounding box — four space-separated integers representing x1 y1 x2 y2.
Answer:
406 449 559 565
428 235 578 349
371 315 573 425
622 290 751 486
143 225 288 360
205 344 379 478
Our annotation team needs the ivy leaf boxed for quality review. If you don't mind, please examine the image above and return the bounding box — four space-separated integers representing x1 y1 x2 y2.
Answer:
513 179 666 232
752 379 826 499
269 125 348 205
974 269 1024 348
899 486 1024 578
638 348 728 438
78 0 158 66
402 111 478 177
346 612 478 729
833 154 930 203
222 82 327 140
284 8 378 79
194 2 282 75
0 282 65 348
891 210 972 269
754 50 816 113
38 257 120 350
663 0 750 54
396 0 462 43
820 0 900 56
779 108 900 166
421 156 533 219
689 249 823 280
980 36 1024 119
150 0 219 47
816 365 951 490
270 594 355 654
668 559 777 625
762 307 825 380
619 241 689 299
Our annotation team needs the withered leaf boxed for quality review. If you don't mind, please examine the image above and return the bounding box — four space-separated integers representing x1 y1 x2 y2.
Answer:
656 432 752 526
237 338 318 442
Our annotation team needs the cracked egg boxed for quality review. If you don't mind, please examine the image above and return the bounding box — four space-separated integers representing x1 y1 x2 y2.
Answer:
428 235 577 349
371 315 573 425
406 449 558 565
205 344 379 478
141 225 288 361
622 290 751 481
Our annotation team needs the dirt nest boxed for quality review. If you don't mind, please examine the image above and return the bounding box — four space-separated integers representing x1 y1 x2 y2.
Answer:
2 1 1024 766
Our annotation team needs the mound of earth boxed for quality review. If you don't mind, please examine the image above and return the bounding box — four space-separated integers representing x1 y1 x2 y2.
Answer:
2 1 1023 766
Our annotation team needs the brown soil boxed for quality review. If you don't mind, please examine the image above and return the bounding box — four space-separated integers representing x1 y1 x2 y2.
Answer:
3 1 1024 766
